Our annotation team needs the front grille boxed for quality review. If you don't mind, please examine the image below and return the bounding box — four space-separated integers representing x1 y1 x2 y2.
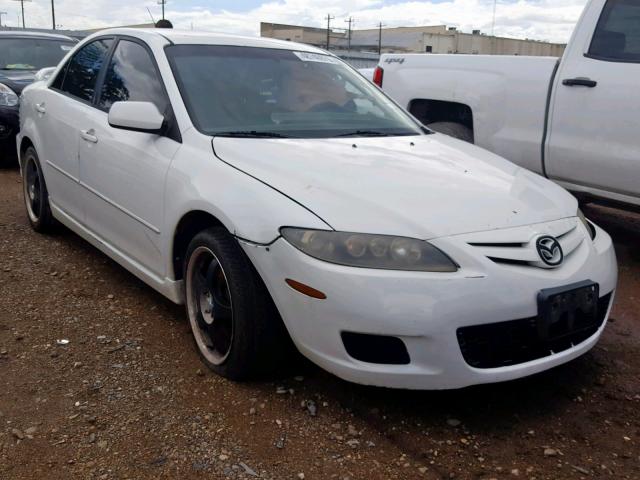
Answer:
457 293 612 369
464 219 585 269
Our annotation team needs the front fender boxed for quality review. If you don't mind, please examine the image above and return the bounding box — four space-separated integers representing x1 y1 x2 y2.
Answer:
163 132 330 279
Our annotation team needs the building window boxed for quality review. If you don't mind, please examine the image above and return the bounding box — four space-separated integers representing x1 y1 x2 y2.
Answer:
425 45 433 53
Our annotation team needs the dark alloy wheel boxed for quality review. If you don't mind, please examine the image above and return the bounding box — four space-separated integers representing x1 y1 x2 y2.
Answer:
22 146 55 232
184 227 290 380
186 246 235 365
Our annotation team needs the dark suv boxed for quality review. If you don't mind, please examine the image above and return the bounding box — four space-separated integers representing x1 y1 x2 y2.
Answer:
0 31 76 166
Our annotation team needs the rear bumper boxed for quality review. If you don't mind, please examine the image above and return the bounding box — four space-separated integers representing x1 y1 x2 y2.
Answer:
242 221 617 390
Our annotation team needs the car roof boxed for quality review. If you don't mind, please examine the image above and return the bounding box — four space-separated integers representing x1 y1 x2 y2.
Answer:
97 28 328 54
0 30 76 41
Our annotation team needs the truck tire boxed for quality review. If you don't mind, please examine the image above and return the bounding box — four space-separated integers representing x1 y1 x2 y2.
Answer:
427 122 474 143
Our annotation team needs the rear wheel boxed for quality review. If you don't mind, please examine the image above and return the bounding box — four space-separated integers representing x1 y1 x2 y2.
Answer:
22 146 55 232
427 121 474 143
184 227 288 380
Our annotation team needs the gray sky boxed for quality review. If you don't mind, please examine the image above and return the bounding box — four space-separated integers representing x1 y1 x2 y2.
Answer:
0 0 588 43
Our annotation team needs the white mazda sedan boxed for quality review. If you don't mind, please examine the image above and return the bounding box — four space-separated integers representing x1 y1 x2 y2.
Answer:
18 29 617 389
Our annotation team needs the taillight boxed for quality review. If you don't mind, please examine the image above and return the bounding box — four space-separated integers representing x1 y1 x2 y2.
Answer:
372 66 384 87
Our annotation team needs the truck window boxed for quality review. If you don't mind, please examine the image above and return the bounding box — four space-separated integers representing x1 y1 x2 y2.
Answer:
588 0 640 63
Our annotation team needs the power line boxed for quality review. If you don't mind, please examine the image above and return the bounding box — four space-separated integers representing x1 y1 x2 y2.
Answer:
325 14 334 50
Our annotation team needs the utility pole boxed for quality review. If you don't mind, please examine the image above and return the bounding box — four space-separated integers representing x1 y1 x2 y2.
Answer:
51 0 55 29
344 17 354 52
325 14 334 50
158 0 166 20
491 0 497 36
10 0 31 29
377 22 386 55
0 11 7 27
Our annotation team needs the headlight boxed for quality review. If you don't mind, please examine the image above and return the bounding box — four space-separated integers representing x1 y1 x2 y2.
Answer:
578 208 596 240
0 83 19 107
280 228 458 272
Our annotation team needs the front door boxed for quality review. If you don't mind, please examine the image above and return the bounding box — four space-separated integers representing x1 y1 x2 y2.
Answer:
78 38 180 277
546 0 640 202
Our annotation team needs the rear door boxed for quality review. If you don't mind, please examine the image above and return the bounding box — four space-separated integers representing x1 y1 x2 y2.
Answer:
40 38 113 222
78 37 180 277
546 0 640 202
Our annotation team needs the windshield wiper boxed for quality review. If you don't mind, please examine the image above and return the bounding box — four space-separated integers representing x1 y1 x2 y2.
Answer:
214 130 290 138
335 130 391 137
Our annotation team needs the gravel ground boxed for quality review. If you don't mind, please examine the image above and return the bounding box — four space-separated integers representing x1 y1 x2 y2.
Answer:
0 167 638 480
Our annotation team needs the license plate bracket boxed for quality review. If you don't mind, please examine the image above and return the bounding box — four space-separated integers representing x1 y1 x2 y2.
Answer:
537 280 599 341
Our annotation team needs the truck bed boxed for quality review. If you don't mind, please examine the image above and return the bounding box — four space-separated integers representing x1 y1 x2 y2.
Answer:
379 54 560 174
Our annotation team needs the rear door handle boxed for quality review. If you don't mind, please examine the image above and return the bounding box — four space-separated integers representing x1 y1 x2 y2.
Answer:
80 129 98 144
35 102 46 114
562 77 597 88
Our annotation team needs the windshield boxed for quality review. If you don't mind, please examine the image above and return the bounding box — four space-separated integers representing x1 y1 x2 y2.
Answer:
0 38 76 71
166 45 423 138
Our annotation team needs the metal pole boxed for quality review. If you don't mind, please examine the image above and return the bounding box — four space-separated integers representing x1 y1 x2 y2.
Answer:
325 14 334 50
491 0 497 36
378 22 385 55
158 0 166 20
51 0 55 29
10 0 29 28
345 17 354 52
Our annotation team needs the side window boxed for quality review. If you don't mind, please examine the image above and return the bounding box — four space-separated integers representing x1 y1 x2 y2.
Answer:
589 0 640 62
58 39 113 102
98 40 167 113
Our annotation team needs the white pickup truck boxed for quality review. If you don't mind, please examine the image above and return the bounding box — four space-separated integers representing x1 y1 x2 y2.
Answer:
371 0 640 209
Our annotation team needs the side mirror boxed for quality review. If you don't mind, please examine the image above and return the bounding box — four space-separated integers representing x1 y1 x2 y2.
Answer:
35 67 56 82
108 101 165 134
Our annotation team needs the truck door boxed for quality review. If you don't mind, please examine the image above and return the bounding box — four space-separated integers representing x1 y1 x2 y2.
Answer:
546 0 640 203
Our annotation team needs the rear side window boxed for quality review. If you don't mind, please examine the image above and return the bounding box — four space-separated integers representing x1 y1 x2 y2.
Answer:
589 0 640 62
98 40 167 113
57 39 113 102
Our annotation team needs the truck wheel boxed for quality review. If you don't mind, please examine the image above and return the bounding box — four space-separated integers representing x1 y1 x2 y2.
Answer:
427 122 474 143
184 227 289 380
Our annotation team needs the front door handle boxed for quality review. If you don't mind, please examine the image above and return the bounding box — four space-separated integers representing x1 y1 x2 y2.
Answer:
35 102 46 114
562 77 597 88
80 129 98 144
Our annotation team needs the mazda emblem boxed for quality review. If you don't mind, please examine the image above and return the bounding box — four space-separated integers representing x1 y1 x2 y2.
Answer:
536 235 563 267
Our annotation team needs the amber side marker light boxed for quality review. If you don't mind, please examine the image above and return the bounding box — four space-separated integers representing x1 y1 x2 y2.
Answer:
285 279 327 299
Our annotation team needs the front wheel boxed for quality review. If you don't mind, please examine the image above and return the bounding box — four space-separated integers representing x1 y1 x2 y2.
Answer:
22 146 55 232
184 227 288 380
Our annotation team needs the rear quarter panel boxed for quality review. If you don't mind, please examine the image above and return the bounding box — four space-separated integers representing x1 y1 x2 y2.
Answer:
379 54 559 174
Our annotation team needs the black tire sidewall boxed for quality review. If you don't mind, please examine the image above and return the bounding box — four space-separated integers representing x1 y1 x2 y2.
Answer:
184 227 276 380
22 147 54 232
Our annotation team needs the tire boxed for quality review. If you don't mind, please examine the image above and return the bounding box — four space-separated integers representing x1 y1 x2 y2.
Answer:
22 146 56 233
184 227 288 380
427 121 474 143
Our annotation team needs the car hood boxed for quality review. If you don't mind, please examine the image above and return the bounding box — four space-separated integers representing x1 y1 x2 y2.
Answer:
0 70 36 95
212 134 577 239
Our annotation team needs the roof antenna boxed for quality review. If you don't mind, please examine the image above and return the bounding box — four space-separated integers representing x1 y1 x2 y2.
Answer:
146 6 156 24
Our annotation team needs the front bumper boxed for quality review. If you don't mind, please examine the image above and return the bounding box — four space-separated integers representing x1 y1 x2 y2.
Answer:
241 220 617 390
0 106 19 162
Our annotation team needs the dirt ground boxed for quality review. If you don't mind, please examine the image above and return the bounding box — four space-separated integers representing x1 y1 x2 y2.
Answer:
0 167 638 480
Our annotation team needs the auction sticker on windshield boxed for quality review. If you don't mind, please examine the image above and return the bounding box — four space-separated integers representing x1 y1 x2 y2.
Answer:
293 51 342 64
